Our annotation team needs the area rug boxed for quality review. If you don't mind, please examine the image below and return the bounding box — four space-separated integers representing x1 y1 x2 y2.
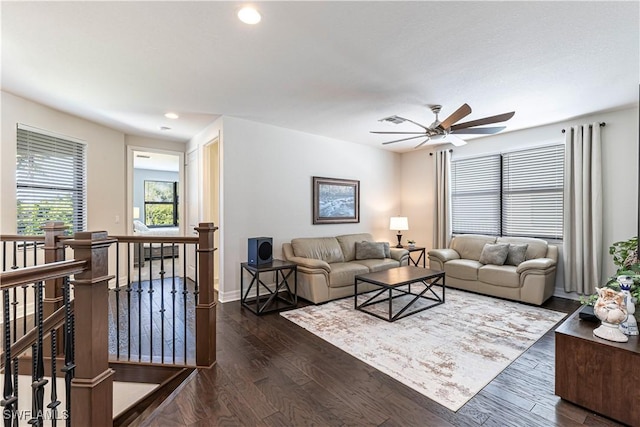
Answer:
280 287 566 412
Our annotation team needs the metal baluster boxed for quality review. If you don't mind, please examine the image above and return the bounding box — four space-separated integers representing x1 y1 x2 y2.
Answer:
171 246 177 364
32 242 37 267
10 288 17 344
60 279 75 427
30 343 38 426
13 359 18 427
160 243 166 363
114 243 121 359
31 281 48 426
11 242 18 270
127 243 132 361
22 240 27 269
2 241 6 272
48 330 60 427
1 289 18 427
182 244 188 363
194 244 199 302
148 243 154 362
137 244 143 362
22 284 29 338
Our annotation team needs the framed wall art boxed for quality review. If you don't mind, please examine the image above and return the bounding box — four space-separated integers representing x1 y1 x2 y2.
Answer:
312 176 360 224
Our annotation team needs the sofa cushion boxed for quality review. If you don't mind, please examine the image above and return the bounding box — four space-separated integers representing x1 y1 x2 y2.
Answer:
506 244 528 266
497 237 548 260
479 243 509 265
336 233 374 261
444 259 483 281
355 241 386 259
381 242 391 258
291 237 345 263
354 258 400 272
450 235 497 261
328 262 370 287
478 265 520 288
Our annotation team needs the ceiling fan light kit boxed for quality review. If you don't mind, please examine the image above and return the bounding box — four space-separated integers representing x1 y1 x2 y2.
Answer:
372 103 515 149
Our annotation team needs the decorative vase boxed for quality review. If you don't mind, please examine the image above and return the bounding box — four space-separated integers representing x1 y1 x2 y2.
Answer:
592 287 629 343
618 275 639 336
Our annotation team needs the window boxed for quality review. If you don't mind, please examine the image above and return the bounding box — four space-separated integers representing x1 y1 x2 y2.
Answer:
144 180 178 227
16 125 87 235
451 144 564 240
451 155 501 235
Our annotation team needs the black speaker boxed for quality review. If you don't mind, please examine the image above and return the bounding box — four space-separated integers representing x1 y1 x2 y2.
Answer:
248 237 273 265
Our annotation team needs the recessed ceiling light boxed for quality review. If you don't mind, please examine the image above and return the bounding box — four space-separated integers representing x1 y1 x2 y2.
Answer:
238 7 261 25
164 112 179 119
160 126 172 131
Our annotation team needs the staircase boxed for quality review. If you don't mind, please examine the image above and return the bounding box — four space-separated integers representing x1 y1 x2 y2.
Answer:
0 222 217 426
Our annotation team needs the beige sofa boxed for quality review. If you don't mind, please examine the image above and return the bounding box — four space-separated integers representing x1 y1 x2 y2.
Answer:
282 233 409 303
428 234 557 305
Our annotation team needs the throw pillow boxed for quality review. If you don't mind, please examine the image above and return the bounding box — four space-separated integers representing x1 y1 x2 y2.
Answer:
506 243 528 266
355 241 386 260
478 243 510 265
378 241 391 258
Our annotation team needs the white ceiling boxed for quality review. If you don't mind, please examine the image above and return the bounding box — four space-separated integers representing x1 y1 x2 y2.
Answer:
2 1 638 153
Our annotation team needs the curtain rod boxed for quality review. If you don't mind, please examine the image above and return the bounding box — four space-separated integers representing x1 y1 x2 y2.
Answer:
561 122 606 133
429 149 453 156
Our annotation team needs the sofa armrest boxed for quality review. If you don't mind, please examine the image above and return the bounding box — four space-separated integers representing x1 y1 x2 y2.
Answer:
516 258 556 274
427 248 460 264
286 255 331 273
389 247 409 262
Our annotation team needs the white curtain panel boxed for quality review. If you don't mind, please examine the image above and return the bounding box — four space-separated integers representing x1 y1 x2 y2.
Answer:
433 150 452 249
563 123 602 295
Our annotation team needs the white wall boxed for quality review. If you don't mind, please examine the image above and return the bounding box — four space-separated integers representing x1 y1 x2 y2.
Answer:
190 116 402 302
401 105 639 298
1 91 128 235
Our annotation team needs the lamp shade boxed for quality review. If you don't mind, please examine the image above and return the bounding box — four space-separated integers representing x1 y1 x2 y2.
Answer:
389 216 409 231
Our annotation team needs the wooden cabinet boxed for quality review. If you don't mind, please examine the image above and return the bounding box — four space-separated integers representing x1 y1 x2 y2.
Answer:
555 309 640 426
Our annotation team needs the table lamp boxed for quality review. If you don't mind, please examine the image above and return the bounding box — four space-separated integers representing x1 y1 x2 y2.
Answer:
389 216 409 248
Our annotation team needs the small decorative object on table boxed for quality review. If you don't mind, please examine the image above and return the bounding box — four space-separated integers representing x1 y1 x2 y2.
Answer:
407 239 416 249
592 287 628 342
618 275 639 336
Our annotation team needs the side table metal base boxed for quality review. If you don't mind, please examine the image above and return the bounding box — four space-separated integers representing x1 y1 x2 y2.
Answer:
240 260 298 315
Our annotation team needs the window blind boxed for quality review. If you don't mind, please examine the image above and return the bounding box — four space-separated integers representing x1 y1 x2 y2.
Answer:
451 155 501 235
502 145 564 239
16 126 87 235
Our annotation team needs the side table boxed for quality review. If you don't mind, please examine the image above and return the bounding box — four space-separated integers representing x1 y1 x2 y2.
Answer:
555 307 639 426
403 246 426 267
240 259 297 315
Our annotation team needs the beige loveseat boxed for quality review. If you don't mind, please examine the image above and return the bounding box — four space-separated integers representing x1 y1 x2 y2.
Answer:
282 233 409 304
428 234 558 305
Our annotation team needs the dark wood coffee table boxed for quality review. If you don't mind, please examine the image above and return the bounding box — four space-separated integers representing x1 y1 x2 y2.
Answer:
354 266 445 322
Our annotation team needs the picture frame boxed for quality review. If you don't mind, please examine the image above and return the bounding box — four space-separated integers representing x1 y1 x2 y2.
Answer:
312 176 360 224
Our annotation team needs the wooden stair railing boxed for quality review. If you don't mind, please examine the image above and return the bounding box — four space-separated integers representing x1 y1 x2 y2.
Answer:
0 231 116 426
0 222 218 424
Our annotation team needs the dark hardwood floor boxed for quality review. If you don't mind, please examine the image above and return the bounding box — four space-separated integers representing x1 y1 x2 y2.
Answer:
137 294 626 427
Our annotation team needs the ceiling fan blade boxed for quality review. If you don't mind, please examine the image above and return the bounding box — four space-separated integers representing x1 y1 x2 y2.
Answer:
438 103 472 130
413 138 431 149
444 134 467 147
450 126 506 135
381 135 428 145
370 131 427 134
450 111 515 131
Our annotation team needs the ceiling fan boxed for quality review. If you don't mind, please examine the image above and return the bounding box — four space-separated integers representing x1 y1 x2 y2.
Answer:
371 104 515 148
